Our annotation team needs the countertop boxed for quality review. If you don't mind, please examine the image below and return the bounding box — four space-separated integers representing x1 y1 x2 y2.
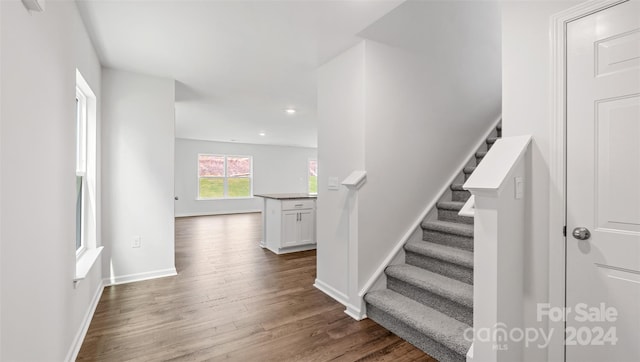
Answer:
254 193 317 200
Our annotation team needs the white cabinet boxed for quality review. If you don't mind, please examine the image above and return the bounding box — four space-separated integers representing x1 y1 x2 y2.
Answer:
297 209 315 245
257 195 317 254
282 207 315 248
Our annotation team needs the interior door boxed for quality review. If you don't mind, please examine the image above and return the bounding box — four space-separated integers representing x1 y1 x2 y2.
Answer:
566 1 640 361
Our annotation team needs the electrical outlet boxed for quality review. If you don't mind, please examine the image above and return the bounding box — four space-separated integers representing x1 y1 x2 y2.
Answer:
132 236 141 248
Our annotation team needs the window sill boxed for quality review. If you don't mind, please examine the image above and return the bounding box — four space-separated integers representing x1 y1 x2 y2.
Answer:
196 196 255 201
74 246 104 283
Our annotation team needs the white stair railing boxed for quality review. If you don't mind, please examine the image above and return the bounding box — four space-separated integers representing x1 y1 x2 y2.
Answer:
342 170 367 319
463 135 532 362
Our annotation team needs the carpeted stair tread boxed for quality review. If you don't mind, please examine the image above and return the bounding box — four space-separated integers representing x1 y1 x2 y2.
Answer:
463 166 476 175
436 201 466 211
450 184 472 202
386 264 473 308
405 241 473 269
362 122 507 359
365 289 472 356
421 220 473 238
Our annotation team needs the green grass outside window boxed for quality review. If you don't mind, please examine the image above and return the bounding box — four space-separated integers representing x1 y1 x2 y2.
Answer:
309 175 317 194
199 178 250 198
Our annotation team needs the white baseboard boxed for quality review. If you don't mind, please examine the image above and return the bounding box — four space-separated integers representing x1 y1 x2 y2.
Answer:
269 243 317 254
314 279 367 320
314 278 349 306
65 280 104 362
104 267 177 286
466 342 474 362
345 303 367 321
175 210 261 218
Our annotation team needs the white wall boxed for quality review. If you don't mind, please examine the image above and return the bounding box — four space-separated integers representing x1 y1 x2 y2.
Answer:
0 1 103 360
316 42 366 299
316 1 501 304
175 138 317 217
0 0 3 353
501 1 581 361
359 27 501 290
0 1 4 354
101 68 176 284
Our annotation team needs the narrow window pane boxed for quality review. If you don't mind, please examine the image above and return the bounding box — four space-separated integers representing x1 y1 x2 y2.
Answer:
309 160 317 194
199 155 225 177
227 156 251 177
76 175 83 250
199 178 224 198
76 98 81 170
227 178 251 198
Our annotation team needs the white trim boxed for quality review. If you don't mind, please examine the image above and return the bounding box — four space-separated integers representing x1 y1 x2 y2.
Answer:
341 170 367 190
358 115 502 298
346 189 360 319
65 280 104 362
74 246 104 282
268 243 317 255
463 135 532 196
197 153 254 199
467 343 474 362
196 196 255 201
75 69 99 278
548 2 627 361
345 303 367 321
314 278 349 306
75 86 87 174
314 279 365 320
104 268 177 286
459 195 475 218
175 209 261 218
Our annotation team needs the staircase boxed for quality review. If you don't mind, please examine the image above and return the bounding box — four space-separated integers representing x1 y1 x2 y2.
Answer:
364 122 502 362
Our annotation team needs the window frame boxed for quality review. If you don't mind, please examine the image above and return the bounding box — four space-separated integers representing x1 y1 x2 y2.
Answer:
308 158 318 195
75 85 88 257
197 154 253 200
74 69 103 283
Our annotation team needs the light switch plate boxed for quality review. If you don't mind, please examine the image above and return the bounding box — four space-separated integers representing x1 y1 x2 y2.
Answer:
328 177 339 190
514 177 524 199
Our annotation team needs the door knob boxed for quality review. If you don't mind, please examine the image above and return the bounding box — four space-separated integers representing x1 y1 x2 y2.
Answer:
572 227 591 240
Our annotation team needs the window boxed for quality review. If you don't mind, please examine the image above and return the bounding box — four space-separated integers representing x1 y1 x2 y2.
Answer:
198 154 252 199
76 84 88 254
308 159 317 194
74 69 102 282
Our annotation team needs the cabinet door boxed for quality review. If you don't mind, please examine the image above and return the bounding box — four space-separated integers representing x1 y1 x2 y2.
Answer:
281 210 299 247
297 209 316 245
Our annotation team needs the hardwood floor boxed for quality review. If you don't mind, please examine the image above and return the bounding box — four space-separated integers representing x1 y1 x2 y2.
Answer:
77 213 434 361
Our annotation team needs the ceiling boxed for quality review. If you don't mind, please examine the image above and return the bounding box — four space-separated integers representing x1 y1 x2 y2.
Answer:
77 0 404 148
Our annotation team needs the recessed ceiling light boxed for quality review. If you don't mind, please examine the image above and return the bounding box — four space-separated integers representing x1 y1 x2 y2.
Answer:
259 132 266 136
285 108 296 115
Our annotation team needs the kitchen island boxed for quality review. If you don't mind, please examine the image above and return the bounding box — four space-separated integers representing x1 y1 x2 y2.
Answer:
255 193 317 254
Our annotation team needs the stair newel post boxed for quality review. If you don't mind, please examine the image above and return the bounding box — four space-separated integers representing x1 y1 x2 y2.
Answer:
342 171 367 319
463 136 531 362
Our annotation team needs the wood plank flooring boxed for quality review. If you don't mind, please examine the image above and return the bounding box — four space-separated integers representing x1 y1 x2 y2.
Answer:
77 213 434 361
